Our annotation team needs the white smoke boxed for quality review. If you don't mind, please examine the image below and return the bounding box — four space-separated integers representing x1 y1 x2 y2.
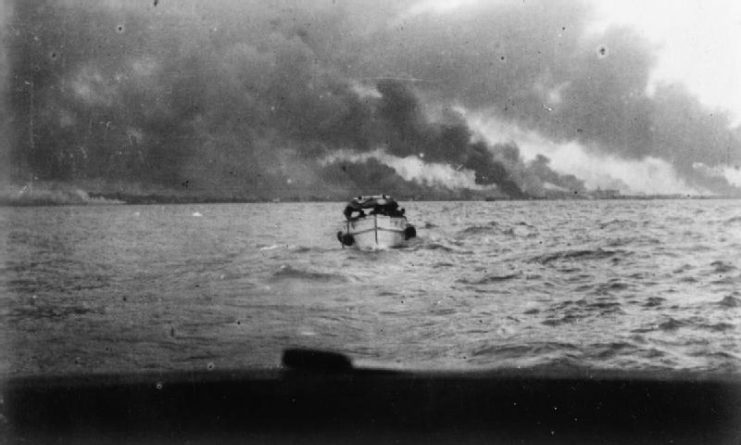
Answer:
322 149 486 190
465 111 704 195
693 162 741 188
723 166 741 187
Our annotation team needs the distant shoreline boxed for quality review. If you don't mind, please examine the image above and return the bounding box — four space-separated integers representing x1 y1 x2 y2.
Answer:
2 192 740 207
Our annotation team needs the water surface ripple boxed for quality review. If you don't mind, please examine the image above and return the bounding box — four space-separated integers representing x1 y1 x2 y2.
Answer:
1 200 740 376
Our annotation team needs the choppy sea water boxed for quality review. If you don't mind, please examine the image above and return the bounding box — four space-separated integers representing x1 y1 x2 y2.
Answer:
1 200 740 377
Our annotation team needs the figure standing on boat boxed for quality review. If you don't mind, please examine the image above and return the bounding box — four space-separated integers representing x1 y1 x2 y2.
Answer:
343 195 406 220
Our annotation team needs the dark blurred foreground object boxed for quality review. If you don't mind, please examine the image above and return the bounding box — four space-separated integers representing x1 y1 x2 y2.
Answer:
2 348 740 444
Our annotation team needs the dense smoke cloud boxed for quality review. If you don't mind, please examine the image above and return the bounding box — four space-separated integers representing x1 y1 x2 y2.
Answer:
0 1 12 181
4 0 740 200
352 0 741 193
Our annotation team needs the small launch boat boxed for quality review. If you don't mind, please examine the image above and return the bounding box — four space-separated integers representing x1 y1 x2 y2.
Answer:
337 195 416 250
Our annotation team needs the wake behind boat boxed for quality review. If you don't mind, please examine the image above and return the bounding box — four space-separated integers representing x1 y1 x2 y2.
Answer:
337 195 416 250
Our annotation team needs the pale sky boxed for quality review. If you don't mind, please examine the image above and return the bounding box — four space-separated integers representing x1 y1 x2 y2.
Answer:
410 0 741 125
590 0 741 125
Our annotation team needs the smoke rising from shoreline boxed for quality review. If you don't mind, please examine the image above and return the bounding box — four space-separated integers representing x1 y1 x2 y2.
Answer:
4 0 740 199
467 112 701 195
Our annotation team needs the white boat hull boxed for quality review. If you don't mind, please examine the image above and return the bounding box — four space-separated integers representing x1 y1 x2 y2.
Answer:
339 215 412 250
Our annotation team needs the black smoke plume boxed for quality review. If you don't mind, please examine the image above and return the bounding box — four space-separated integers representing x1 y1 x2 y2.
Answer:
3 0 739 200
349 0 741 192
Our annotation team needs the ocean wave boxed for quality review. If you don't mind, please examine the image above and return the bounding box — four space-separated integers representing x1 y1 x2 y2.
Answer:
643 296 665 308
657 317 688 331
586 299 623 312
593 281 630 294
636 348 669 360
647 316 736 334
672 264 694 274
470 344 532 358
724 215 741 225
710 276 741 285
471 341 578 359
528 248 626 265
458 222 499 235
716 295 741 308
598 219 638 230
418 242 472 254
586 342 638 360
270 265 348 283
542 314 584 327
258 243 282 251
10 303 99 321
633 316 731 334
539 296 626 326
698 322 736 332
664 216 694 225
457 272 522 285
690 350 741 361
710 260 736 274
432 262 455 268
604 237 634 247
548 299 584 311
429 307 457 316
605 236 661 247
501 226 538 238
